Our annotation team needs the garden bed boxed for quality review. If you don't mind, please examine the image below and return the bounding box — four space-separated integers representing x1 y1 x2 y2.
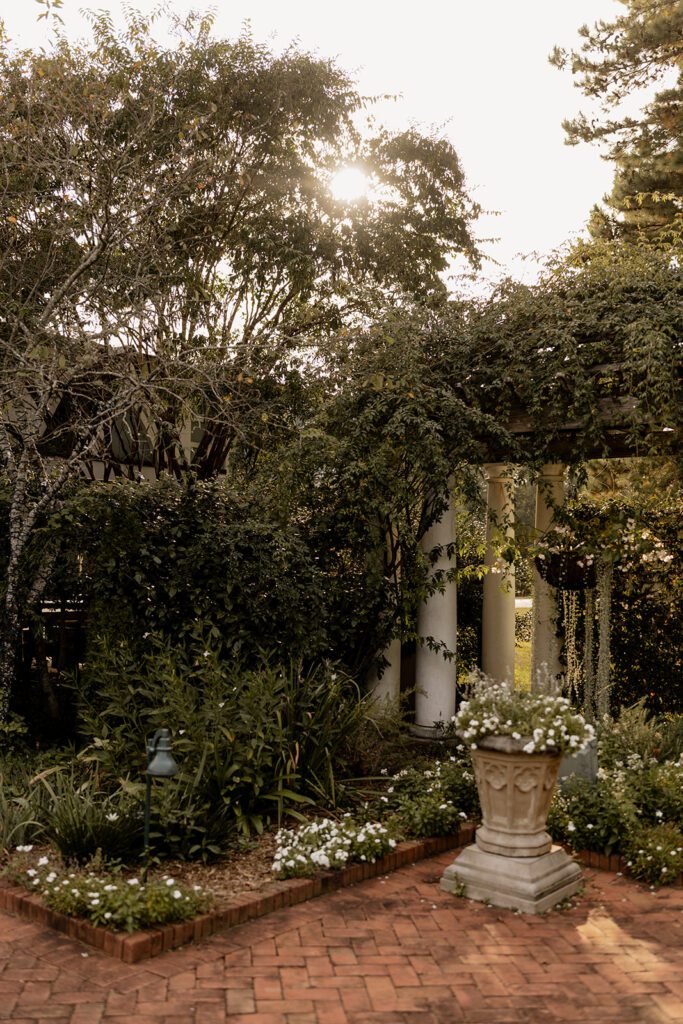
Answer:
3 826 681 964
0 828 474 963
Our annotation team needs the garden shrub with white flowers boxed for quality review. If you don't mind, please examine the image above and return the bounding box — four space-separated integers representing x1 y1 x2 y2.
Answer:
547 738 683 885
371 755 480 839
623 825 683 885
272 816 398 879
5 847 211 932
454 674 595 754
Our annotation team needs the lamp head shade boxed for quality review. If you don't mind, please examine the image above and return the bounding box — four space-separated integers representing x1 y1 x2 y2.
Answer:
146 728 179 777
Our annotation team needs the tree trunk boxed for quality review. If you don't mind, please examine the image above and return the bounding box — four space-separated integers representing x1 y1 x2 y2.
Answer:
0 616 19 722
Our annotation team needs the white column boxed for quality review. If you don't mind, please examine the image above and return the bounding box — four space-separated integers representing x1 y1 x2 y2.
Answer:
481 464 516 683
368 526 401 704
414 492 457 736
531 463 565 692
368 637 401 703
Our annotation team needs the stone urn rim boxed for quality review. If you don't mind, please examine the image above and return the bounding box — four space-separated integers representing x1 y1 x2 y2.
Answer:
458 733 562 757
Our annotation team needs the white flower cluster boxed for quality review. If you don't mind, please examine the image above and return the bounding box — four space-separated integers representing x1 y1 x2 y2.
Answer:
10 849 208 932
272 815 397 879
626 828 683 885
454 675 594 755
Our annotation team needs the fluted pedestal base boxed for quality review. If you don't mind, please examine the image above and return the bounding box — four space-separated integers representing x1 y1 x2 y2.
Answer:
440 843 582 914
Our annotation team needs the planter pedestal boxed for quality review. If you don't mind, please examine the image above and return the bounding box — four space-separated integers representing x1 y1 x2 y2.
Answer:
441 844 582 914
440 736 582 913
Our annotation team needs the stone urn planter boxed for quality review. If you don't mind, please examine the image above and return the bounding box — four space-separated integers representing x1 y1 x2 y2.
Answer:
468 735 561 857
441 675 592 912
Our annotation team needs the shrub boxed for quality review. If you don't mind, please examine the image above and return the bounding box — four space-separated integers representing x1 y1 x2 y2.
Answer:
628 761 683 826
515 608 533 646
76 639 369 856
5 849 211 932
272 816 398 878
623 824 683 886
373 754 479 838
0 713 29 753
395 792 465 838
549 776 639 857
598 700 662 769
658 715 683 762
515 557 532 599
60 478 330 666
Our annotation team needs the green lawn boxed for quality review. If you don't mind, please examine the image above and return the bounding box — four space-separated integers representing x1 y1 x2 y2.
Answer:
515 640 532 691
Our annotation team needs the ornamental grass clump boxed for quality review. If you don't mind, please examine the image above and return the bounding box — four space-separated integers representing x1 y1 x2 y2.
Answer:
454 674 594 755
5 848 211 932
272 816 397 879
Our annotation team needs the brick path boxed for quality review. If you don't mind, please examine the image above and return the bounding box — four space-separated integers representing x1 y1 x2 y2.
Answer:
1 850 682 1024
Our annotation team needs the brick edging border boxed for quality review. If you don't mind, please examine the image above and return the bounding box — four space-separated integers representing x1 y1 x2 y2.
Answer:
0 825 476 964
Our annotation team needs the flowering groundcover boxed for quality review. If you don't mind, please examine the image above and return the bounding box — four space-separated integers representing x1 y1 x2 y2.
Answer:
6 847 210 932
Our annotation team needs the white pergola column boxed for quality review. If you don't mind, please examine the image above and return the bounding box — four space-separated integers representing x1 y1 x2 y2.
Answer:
368 636 401 704
531 463 565 692
481 464 516 683
368 527 401 704
414 492 457 736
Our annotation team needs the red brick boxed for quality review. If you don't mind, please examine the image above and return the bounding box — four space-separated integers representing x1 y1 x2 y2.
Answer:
121 932 152 964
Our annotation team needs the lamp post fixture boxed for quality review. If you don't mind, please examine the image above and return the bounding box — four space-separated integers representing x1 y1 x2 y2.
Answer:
142 728 178 882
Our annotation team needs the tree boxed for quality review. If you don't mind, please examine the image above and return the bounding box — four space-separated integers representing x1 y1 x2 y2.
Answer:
0 9 482 717
551 1 683 240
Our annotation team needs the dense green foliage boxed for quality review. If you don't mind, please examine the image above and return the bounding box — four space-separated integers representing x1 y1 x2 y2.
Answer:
56 478 329 664
37 771 142 866
548 704 683 884
0 8 483 716
76 638 369 857
0 4 680 760
379 755 480 839
465 240 682 466
549 754 683 884
0 642 372 862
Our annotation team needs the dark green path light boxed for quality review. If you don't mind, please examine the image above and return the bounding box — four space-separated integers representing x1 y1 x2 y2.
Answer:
142 728 178 882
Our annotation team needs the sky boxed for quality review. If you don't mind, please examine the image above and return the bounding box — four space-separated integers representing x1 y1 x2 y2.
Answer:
3 0 636 289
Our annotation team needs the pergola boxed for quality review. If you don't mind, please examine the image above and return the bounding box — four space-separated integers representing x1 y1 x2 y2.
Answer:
369 386 676 736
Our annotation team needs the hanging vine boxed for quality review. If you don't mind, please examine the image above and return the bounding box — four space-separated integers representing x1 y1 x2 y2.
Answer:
596 558 613 720
562 589 582 704
583 588 596 723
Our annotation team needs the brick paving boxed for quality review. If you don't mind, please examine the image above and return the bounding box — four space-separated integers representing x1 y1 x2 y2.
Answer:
1 850 682 1024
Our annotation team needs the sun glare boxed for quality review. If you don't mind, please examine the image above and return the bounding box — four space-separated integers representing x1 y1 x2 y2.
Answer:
330 166 370 202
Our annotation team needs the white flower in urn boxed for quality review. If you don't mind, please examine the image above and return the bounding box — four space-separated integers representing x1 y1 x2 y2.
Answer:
453 671 593 756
